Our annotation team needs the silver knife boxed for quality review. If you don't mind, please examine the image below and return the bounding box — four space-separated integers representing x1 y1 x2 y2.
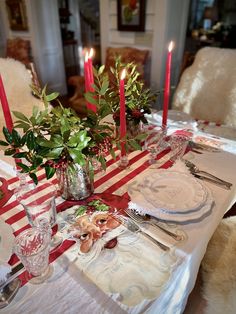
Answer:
193 173 232 190
120 217 170 251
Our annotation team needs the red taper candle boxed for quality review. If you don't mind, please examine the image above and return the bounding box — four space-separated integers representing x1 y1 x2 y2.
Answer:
119 69 126 156
162 41 174 127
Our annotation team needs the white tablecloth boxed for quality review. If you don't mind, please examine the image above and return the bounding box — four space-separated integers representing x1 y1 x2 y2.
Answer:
1 137 236 313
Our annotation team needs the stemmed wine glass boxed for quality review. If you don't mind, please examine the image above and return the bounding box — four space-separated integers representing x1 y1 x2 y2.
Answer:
15 180 63 249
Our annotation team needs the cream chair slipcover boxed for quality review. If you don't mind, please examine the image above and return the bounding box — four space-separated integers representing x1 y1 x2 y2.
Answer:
0 58 44 175
172 47 236 128
0 58 43 133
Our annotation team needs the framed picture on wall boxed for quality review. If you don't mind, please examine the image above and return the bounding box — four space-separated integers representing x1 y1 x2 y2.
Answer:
5 0 28 31
117 0 146 32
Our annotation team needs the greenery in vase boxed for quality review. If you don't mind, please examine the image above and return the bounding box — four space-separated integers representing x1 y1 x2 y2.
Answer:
0 86 145 184
85 57 158 127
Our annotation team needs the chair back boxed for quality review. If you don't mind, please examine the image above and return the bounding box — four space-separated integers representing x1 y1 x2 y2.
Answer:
6 38 31 66
105 46 150 85
5 38 40 87
0 58 44 133
172 47 236 127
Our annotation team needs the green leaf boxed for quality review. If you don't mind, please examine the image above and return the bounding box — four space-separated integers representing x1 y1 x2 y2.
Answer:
46 147 64 158
0 140 9 146
13 152 28 158
4 148 16 155
32 156 43 167
110 147 116 160
85 93 98 105
67 130 91 150
32 106 40 117
14 122 30 132
3 127 12 143
134 133 148 141
29 172 38 185
12 111 30 123
75 206 87 217
12 129 21 146
128 139 141 151
51 134 63 145
100 80 109 95
63 130 71 142
17 163 30 172
98 65 105 75
26 131 36 150
98 155 106 170
45 166 56 179
36 138 58 148
116 141 121 150
68 148 86 165
21 133 28 146
29 115 36 126
45 92 60 102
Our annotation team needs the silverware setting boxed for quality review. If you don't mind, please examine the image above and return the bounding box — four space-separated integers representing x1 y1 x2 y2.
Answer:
0 277 21 309
184 160 232 190
0 261 26 308
124 208 184 241
118 215 170 251
189 141 220 153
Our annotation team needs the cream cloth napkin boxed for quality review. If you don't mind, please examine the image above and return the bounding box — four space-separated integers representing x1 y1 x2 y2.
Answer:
55 203 184 313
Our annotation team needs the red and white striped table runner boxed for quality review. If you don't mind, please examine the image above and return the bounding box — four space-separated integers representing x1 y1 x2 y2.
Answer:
1 146 173 286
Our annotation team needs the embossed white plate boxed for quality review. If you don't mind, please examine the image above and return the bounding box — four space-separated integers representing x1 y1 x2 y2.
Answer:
129 170 207 214
0 219 14 262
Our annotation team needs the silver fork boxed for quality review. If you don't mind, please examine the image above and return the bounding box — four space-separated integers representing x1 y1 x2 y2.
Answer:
184 160 232 189
124 208 184 241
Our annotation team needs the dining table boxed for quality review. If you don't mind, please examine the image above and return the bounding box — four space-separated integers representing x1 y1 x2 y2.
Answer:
0 122 236 314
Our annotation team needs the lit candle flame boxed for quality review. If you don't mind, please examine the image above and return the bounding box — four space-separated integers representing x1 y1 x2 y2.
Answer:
89 48 94 59
120 69 126 80
168 41 174 52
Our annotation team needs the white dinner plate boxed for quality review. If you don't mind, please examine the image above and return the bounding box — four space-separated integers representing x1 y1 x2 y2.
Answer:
145 110 197 129
128 185 213 224
128 170 208 214
0 219 14 262
128 195 213 224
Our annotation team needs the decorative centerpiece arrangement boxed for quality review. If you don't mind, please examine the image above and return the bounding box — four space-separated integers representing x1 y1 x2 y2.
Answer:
85 57 157 135
0 86 146 200
0 48 168 200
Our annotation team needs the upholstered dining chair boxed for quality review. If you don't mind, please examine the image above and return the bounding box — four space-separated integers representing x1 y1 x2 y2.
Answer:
5 38 40 87
67 46 150 116
0 58 44 132
200 209 236 314
0 58 44 170
6 38 31 66
172 47 236 128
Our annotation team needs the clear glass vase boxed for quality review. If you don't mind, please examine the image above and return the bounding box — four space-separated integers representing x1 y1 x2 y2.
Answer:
56 162 94 200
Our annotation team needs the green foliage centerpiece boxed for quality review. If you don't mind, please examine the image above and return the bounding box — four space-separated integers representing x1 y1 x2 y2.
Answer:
85 57 158 135
0 85 146 199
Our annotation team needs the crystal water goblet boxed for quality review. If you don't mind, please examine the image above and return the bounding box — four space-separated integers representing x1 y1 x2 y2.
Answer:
169 133 191 163
144 125 168 164
14 227 52 284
